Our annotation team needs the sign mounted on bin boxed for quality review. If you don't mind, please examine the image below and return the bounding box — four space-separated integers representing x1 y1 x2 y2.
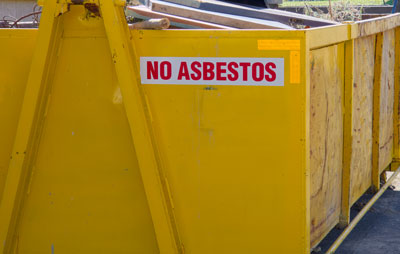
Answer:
140 57 284 86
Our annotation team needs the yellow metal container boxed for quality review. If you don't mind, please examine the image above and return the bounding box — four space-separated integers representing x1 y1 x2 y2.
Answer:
0 1 400 253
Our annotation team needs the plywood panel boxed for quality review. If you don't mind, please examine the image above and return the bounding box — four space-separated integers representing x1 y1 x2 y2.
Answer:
395 28 400 160
379 29 395 172
349 35 375 205
310 44 344 247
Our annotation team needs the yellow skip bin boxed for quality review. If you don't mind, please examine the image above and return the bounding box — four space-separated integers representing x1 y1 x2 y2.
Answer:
1 1 400 254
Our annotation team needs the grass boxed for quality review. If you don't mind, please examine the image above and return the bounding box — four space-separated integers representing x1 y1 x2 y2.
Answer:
282 0 386 7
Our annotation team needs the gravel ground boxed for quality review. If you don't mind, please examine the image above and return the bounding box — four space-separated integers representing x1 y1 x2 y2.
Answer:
316 172 400 254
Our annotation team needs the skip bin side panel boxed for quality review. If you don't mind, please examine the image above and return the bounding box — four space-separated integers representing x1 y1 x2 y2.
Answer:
0 30 37 203
349 35 375 205
310 44 344 247
133 30 309 254
378 29 395 172
10 7 159 253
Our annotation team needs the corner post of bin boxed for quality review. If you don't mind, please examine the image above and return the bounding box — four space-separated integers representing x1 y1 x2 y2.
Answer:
99 1 182 253
339 21 355 228
372 32 384 192
0 1 65 253
304 30 311 254
392 26 400 170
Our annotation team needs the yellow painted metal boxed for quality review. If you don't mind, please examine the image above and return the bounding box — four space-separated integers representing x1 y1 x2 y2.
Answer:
1 2 400 254
257 39 301 50
133 29 309 253
257 39 301 84
0 29 37 205
99 0 181 253
0 0 63 252
1 2 310 253
290 50 301 83
37 0 101 7
1 4 159 253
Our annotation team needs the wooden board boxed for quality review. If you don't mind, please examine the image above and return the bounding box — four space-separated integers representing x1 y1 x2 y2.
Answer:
349 35 375 205
378 29 395 172
127 6 235 29
352 14 400 38
310 44 344 247
151 0 293 29
161 0 337 27
394 28 400 160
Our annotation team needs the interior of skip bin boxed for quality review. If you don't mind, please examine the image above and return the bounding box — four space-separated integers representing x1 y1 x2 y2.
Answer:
125 0 390 31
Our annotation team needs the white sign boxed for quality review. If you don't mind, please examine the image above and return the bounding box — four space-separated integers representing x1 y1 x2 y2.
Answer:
140 57 284 86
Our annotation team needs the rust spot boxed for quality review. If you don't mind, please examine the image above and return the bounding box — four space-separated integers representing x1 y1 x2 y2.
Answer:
85 3 101 17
